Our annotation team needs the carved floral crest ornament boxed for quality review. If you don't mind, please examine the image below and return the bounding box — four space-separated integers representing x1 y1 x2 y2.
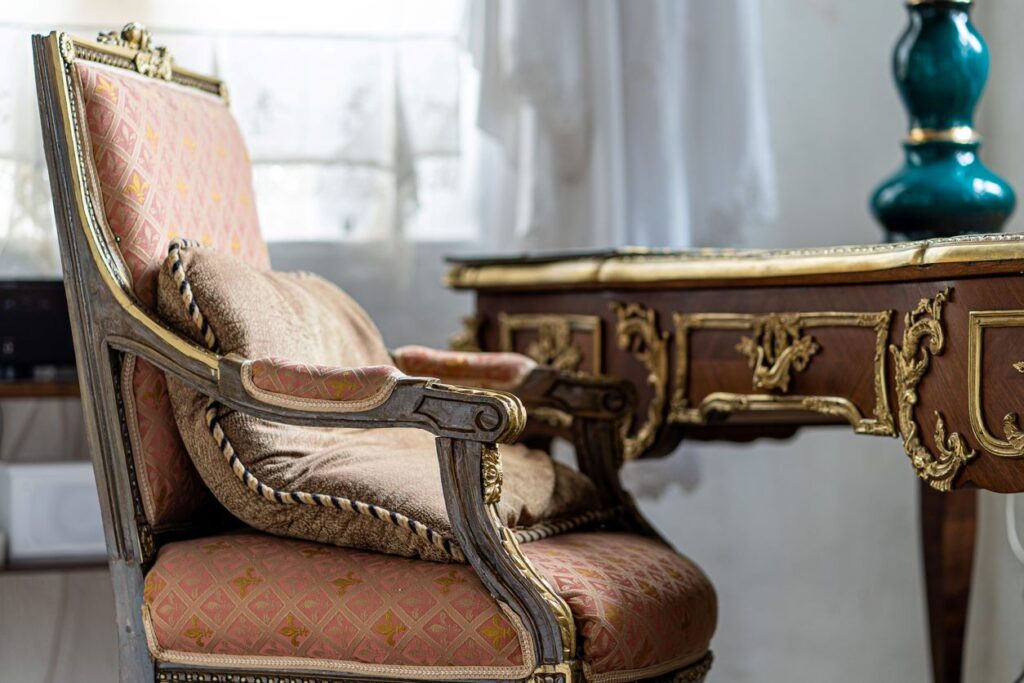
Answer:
890 289 975 491
736 314 820 392
96 23 174 80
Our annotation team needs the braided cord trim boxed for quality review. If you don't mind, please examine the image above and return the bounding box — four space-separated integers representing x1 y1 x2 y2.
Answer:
513 505 625 544
166 239 464 561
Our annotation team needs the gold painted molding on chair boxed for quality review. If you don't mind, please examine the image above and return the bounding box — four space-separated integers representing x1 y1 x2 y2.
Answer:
43 30 222 378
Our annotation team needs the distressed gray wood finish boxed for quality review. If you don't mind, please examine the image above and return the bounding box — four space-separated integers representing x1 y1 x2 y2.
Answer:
33 28 708 683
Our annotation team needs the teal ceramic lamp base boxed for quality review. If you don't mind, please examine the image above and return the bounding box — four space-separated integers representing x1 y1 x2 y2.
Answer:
872 141 1015 241
871 0 1015 240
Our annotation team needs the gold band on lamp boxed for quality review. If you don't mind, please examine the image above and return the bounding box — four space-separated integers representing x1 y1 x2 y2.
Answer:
906 126 980 145
907 0 971 5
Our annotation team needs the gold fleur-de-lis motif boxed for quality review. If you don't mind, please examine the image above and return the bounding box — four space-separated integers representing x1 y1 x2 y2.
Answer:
175 179 188 196
95 75 117 102
299 546 330 559
201 232 213 246
231 566 263 598
143 575 166 602
201 541 230 554
637 580 658 598
183 135 197 152
183 616 212 648
665 567 685 582
216 144 227 158
433 569 467 595
230 235 241 254
211 190 221 203
326 373 362 399
604 604 624 630
239 192 251 207
278 614 309 648
140 385 165 405
145 124 159 144
479 614 515 650
122 172 149 203
373 610 407 647
330 571 362 596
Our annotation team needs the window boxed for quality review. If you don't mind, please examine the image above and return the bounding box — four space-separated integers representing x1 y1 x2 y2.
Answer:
0 0 472 276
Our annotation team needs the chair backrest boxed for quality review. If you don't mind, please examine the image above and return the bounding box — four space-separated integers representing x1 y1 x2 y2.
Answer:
40 25 268 531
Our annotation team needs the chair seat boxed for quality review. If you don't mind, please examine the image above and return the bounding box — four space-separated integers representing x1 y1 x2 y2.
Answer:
143 531 716 682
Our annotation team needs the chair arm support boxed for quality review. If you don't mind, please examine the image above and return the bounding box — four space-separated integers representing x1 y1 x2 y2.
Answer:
515 367 634 422
105 335 526 443
219 354 527 443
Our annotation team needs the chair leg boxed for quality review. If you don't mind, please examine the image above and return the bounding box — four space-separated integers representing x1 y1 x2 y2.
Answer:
920 482 976 683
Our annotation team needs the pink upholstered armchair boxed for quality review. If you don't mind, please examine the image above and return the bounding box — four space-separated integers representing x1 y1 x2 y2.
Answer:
34 24 716 683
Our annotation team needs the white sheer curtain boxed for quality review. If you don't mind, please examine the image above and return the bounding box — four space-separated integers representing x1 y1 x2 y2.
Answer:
466 0 776 251
0 0 773 277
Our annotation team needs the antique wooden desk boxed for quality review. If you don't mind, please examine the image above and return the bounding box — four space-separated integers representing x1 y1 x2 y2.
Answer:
446 234 1024 683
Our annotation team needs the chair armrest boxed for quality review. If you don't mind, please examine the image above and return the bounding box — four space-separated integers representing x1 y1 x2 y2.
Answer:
106 335 525 443
218 354 526 444
392 345 537 390
393 345 633 421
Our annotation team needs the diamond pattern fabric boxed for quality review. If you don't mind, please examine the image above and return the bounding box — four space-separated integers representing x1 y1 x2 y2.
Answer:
143 530 715 681
75 61 269 527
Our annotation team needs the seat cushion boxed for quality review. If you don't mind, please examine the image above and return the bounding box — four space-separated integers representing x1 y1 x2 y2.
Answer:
523 533 716 683
143 531 716 681
156 243 601 562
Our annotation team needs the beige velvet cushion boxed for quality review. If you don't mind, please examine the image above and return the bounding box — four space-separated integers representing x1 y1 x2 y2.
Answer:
156 244 600 562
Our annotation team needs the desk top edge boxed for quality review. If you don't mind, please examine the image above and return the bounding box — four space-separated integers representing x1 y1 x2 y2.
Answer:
445 232 1024 290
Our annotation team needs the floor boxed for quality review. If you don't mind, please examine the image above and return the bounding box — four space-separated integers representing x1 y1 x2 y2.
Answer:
0 567 117 683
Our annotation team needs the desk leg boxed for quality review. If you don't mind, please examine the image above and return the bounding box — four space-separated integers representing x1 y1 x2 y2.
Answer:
920 482 976 683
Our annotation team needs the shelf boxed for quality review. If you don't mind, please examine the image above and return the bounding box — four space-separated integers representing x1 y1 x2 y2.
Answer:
0 381 79 399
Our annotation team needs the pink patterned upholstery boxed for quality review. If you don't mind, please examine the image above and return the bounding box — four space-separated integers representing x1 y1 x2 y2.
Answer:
393 346 537 391
143 532 532 677
122 355 214 521
244 357 404 409
524 533 716 682
75 61 269 527
75 62 268 306
143 531 715 681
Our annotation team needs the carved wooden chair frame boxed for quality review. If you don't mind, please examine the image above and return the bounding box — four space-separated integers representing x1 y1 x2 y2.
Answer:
32 26 710 683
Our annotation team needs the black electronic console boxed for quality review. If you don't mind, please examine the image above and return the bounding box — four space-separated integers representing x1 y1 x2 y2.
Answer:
0 280 76 382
